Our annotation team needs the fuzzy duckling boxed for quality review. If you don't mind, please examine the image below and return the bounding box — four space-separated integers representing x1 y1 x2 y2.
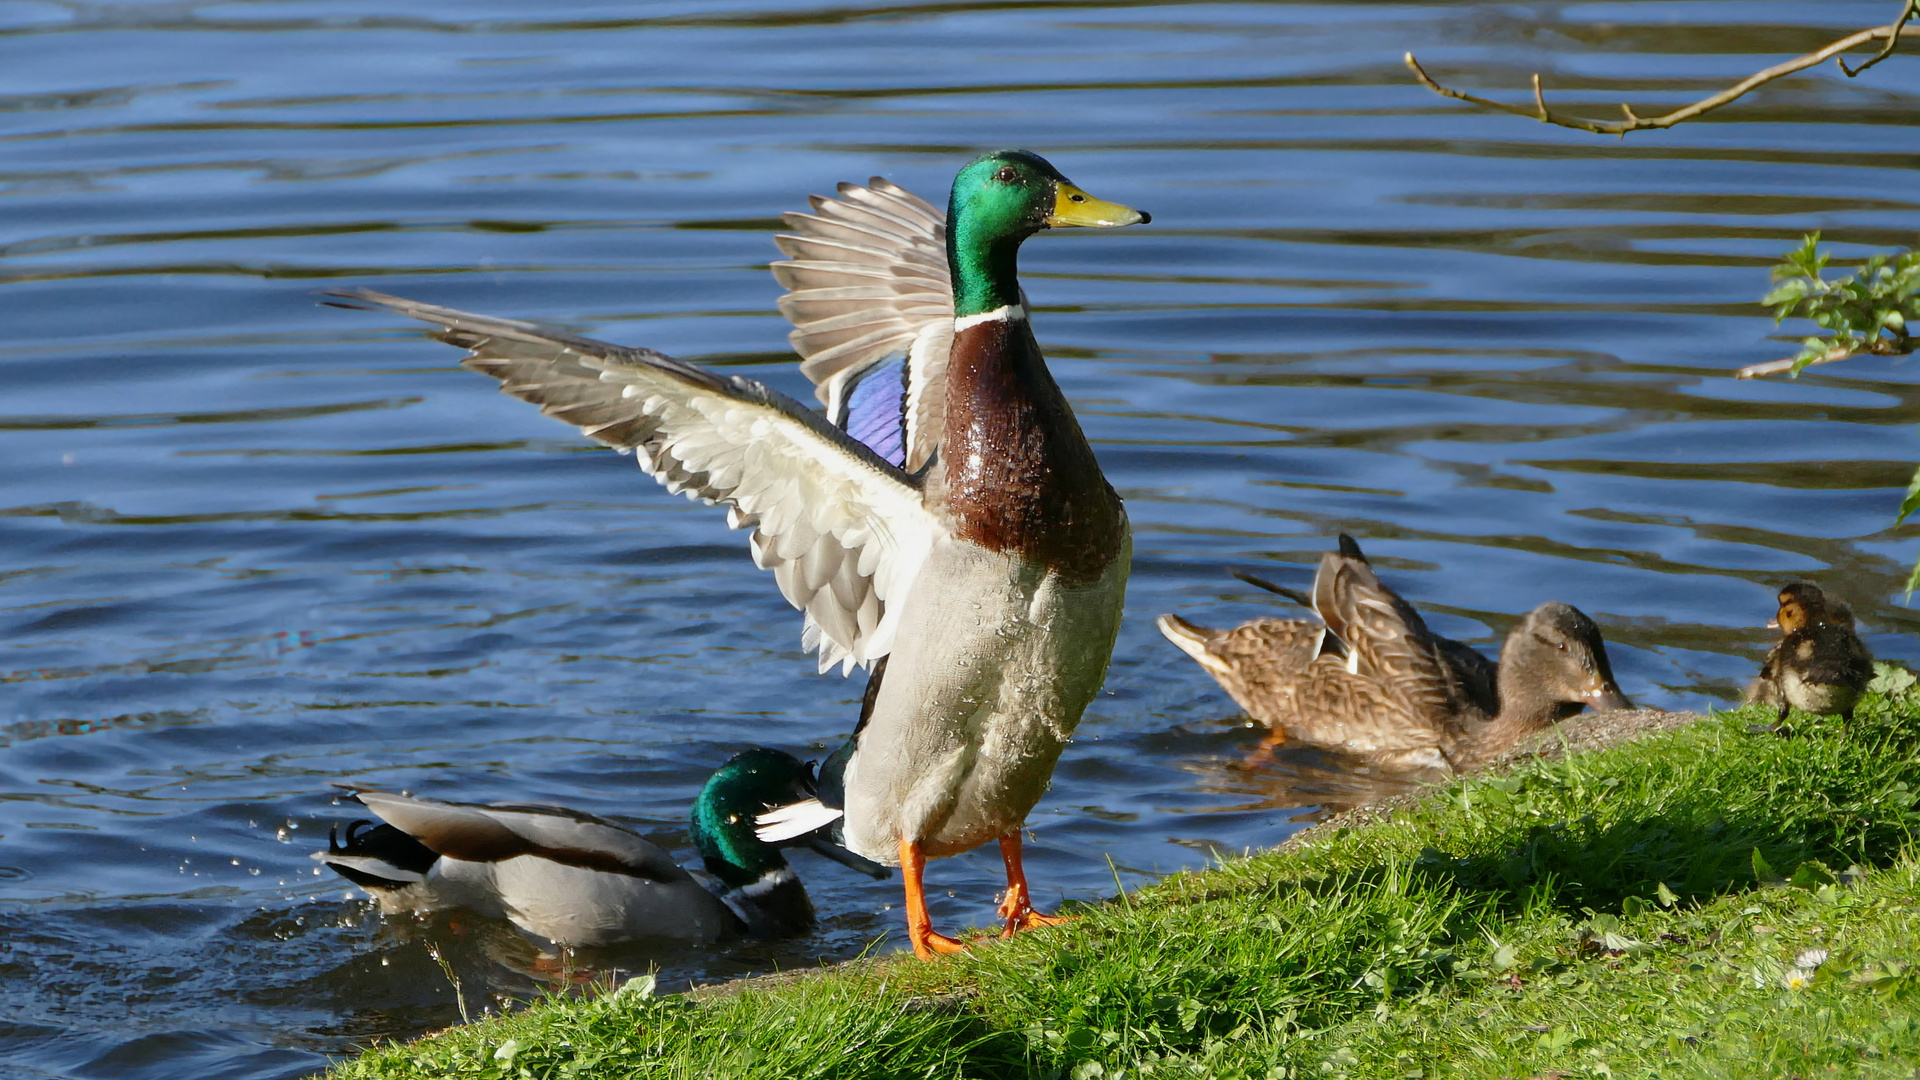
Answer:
1158 535 1632 770
316 748 887 948
1746 581 1873 725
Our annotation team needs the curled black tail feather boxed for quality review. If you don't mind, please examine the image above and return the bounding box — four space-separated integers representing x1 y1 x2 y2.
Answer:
323 820 439 889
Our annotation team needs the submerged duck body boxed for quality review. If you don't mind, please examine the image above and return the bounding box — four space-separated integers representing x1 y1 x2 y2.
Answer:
316 748 884 947
1746 581 1873 723
330 150 1149 959
1158 535 1632 770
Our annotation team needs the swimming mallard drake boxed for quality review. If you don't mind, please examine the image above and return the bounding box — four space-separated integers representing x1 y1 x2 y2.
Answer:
316 748 886 947
1157 534 1632 770
1746 581 1873 724
328 150 1148 960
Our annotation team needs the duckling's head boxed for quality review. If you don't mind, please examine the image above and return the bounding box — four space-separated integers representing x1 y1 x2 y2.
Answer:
946 150 1148 316
1773 581 1851 632
1500 602 1633 719
1773 582 1816 633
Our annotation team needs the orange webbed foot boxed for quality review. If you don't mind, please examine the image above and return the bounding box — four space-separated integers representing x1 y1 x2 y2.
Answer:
996 833 1075 937
910 927 970 960
900 836 969 961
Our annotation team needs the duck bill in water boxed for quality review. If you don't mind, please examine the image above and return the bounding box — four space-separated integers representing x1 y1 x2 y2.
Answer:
1046 182 1150 229
802 834 891 879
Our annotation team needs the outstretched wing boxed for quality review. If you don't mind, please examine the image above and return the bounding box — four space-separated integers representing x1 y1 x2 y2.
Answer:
328 288 938 674
771 178 953 474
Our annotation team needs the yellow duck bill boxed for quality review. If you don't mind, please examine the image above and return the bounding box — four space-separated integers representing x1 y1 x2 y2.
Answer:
1047 181 1150 228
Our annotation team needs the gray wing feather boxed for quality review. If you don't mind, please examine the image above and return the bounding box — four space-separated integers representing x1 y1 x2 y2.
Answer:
328 288 939 673
356 792 690 883
771 178 953 472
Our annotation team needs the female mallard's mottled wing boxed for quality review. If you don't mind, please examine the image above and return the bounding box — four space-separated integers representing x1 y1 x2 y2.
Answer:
327 289 939 674
354 791 689 883
770 178 953 473
1264 655 1446 755
1157 613 1327 722
1309 539 1461 722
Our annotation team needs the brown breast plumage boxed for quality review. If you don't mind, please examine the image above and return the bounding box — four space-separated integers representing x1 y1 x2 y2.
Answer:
936 315 1125 583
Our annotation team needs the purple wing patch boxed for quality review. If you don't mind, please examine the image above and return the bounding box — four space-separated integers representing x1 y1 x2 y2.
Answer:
836 357 907 468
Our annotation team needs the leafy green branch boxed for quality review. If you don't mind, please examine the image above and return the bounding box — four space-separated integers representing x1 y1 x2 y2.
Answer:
1735 234 1918 380
1735 235 1920 591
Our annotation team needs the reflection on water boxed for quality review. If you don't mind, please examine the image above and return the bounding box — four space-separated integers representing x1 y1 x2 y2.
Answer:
1 0 1918 1076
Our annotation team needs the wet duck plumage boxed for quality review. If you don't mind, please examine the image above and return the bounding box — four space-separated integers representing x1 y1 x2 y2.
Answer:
1746 581 1873 724
316 748 885 948
329 149 1149 960
1159 535 1632 770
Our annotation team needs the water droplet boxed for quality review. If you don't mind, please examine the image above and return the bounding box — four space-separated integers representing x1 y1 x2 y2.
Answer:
275 828 290 843
248 867 261 876
231 858 242 866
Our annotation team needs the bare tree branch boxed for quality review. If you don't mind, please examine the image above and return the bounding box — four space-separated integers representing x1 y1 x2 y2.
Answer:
1406 12 1917 138
1842 0 1918 77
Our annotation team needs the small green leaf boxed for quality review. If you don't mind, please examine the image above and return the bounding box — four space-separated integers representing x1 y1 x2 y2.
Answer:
1870 662 1917 696
1752 848 1780 883
1492 942 1519 971
611 974 656 1001
1789 860 1839 890
1898 466 1920 524
1655 881 1679 908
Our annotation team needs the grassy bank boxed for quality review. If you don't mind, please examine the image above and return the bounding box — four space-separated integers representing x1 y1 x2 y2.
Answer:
336 678 1920 1080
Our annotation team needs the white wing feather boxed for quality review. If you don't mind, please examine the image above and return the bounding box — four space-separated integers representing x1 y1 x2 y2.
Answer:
754 798 843 843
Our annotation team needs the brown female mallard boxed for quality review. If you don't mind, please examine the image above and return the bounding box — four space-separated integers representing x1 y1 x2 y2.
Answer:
1158 535 1632 770
1746 581 1873 724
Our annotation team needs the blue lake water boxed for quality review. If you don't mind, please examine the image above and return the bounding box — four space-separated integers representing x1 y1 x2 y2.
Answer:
1 1 1917 1076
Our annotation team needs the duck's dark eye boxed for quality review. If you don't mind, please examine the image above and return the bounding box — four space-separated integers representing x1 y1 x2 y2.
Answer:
995 166 1019 183
1068 193 1086 203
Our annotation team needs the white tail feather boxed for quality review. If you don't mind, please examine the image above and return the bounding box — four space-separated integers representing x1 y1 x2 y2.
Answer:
754 798 844 843
313 850 429 886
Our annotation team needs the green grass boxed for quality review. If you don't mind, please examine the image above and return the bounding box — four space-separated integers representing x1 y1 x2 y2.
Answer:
335 683 1920 1080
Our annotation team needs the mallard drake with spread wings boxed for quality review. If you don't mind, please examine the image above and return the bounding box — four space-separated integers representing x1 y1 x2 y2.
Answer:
1158 535 1632 770
318 748 886 947
329 150 1149 960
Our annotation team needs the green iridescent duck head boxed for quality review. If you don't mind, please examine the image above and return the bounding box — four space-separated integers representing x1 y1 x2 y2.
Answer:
689 747 886 888
946 149 1150 317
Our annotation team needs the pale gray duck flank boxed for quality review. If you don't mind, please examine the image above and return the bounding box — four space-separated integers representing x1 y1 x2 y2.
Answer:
316 748 885 948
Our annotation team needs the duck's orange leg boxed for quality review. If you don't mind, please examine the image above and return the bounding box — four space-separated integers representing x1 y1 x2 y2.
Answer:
1241 728 1290 769
997 832 1073 937
900 837 967 960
